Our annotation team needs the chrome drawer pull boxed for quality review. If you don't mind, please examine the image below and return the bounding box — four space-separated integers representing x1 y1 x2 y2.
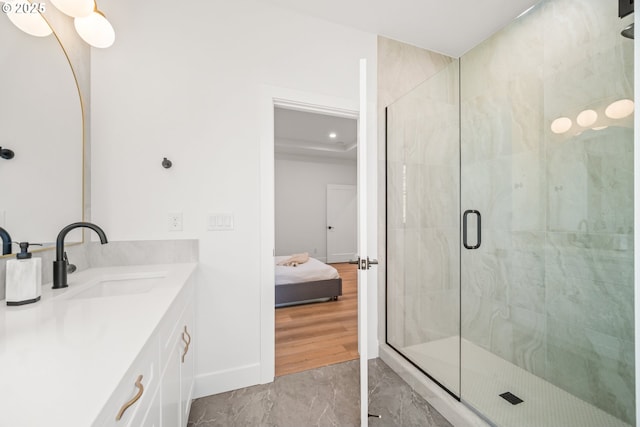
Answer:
116 375 144 421
181 325 191 363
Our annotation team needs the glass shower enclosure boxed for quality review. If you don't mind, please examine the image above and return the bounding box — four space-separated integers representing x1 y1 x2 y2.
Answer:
385 0 635 425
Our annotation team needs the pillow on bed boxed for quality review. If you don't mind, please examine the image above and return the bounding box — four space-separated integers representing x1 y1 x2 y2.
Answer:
276 252 309 267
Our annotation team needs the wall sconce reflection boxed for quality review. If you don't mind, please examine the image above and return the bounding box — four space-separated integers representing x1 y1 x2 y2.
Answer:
550 98 634 135
605 99 634 119
576 109 598 127
551 117 572 134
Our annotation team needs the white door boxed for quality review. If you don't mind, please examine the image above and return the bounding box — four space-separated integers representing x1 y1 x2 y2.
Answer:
326 184 357 263
356 58 377 427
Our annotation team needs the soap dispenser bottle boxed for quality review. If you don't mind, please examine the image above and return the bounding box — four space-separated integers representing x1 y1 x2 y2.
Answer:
6 242 42 306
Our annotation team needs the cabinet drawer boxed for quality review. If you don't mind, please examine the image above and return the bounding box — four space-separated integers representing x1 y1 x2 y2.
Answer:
95 339 160 427
135 385 161 427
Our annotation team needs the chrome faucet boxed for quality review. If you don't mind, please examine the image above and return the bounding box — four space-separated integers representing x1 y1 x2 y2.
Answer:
53 222 108 289
0 226 11 255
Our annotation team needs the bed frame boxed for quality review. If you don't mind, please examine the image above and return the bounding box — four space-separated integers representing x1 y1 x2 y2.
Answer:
275 278 342 306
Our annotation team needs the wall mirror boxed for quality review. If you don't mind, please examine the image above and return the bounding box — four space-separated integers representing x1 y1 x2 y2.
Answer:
0 13 83 256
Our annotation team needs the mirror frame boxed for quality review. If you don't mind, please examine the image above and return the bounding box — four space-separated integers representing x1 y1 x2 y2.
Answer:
0 14 85 259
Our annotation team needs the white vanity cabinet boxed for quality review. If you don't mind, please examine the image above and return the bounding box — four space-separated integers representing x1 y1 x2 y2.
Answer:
159 292 195 427
94 269 195 427
178 299 195 427
180 302 196 424
93 338 161 427
0 263 198 427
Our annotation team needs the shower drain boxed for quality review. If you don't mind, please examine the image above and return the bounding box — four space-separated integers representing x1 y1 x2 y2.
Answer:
499 391 524 405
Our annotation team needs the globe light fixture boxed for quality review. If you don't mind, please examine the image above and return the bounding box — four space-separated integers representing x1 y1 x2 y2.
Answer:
4 0 52 37
50 0 93 18
74 2 115 48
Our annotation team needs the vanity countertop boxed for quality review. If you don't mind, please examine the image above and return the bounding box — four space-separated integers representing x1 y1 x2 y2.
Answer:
0 262 197 427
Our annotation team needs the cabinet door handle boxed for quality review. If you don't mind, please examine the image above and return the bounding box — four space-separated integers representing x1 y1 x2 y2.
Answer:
181 325 191 363
116 375 144 421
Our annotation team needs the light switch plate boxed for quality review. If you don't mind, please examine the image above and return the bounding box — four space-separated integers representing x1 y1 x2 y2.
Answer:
208 213 234 231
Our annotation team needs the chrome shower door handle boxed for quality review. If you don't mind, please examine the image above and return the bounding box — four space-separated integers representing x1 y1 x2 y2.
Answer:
463 210 482 250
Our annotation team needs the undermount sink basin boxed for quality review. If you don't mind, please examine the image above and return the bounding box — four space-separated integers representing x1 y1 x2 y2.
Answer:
68 271 167 299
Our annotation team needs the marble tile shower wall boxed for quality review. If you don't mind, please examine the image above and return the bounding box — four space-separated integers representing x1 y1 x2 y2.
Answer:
460 0 634 423
387 61 460 349
377 37 455 351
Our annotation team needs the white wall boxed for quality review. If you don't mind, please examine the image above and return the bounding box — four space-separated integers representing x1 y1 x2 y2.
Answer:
91 0 377 396
275 155 356 261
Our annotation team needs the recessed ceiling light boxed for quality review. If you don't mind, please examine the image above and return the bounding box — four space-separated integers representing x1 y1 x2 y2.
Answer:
329 132 337 139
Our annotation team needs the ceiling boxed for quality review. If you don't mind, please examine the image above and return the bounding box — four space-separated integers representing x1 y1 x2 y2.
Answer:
275 108 358 161
263 0 540 57
272 0 543 159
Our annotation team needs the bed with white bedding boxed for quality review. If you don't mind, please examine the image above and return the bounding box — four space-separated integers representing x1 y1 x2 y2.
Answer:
275 255 342 306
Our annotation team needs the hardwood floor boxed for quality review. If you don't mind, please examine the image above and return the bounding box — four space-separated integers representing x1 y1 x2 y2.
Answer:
275 262 358 377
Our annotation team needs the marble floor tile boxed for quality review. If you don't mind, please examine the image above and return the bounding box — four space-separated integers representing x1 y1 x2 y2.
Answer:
188 358 453 427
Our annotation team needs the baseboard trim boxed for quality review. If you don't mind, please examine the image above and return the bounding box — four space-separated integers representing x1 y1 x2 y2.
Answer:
194 363 262 399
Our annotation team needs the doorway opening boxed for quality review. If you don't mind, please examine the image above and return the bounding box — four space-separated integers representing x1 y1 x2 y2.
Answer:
273 106 359 377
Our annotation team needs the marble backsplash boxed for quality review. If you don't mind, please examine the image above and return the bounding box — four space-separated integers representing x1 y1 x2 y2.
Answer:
0 240 199 300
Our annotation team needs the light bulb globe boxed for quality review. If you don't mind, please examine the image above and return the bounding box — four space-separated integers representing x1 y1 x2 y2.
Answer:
74 12 115 48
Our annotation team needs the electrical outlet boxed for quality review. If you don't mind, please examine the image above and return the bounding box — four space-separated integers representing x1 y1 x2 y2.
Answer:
168 212 183 231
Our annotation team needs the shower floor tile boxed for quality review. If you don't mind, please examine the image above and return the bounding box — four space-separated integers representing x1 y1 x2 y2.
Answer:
403 337 631 427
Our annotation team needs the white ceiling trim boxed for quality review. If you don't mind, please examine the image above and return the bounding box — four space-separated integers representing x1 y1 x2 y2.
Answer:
274 99 359 120
275 137 357 153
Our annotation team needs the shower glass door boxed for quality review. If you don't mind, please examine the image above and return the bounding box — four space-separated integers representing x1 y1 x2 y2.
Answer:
386 0 634 425
460 0 635 426
386 60 460 397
